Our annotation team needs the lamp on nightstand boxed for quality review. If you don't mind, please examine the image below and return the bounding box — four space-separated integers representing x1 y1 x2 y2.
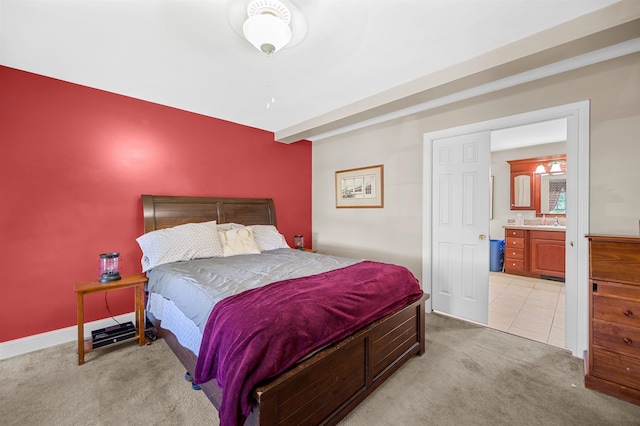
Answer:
98 252 121 283
294 235 304 250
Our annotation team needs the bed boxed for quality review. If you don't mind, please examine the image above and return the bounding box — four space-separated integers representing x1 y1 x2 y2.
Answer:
141 194 428 426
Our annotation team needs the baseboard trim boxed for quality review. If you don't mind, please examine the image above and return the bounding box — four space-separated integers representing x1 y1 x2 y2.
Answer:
0 312 135 360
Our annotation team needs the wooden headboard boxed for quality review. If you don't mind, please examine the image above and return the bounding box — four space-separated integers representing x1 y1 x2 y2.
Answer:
142 194 277 233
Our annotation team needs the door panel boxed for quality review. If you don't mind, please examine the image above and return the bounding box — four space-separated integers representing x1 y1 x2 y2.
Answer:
432 131 490 324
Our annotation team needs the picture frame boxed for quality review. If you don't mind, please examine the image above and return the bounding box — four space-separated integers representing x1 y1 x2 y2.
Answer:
335 165 384 208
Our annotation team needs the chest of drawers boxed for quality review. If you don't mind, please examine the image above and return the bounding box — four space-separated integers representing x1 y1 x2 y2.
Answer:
504 228 526 274
585 234 640 405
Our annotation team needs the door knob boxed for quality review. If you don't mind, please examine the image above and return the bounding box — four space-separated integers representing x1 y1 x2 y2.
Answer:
479 234 486 240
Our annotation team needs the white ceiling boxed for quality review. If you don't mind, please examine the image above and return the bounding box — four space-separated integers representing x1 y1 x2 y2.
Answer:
0 0 622 141
491 118 567 152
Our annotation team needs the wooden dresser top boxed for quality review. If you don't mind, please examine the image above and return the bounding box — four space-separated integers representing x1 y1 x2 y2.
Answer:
587 234 640 284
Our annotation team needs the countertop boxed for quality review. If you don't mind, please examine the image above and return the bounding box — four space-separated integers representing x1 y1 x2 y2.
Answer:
504 225 566 232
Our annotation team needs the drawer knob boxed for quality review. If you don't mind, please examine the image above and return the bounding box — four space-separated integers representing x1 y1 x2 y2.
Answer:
624 310 634 318
623 337 633 345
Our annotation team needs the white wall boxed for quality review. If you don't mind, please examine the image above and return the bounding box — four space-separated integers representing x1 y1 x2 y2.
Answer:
312 53 640 283
490 141 567 240
312 119 424 277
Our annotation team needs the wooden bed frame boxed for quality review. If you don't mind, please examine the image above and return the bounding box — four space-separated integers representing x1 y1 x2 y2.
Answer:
142 194 428 426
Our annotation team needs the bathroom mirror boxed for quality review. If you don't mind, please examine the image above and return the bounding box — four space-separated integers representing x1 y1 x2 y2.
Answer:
540 173 567 214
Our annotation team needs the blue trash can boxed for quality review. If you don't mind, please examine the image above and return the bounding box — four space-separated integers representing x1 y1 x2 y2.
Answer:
490 239 505 272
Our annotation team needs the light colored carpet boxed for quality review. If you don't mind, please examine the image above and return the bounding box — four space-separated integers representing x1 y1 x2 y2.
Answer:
2 313 639 425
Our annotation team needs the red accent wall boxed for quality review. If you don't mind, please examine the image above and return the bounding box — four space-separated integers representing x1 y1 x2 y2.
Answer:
0 66 311 342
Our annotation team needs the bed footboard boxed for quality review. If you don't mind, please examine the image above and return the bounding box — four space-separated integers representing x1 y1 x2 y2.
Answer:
149 294 427 426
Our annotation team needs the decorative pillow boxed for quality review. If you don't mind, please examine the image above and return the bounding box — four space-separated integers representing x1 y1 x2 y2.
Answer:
217 227 261 257
247 225 290 251
136 221 223 272
216 222 245 232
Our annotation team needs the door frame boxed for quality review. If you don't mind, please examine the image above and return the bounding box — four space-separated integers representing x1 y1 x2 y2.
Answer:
422 101 590 358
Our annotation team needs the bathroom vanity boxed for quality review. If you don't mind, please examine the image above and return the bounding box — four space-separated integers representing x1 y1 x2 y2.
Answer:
504 225 566 280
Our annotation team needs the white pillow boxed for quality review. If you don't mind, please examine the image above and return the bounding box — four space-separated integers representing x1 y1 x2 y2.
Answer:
136 221 223 272
247 225 290 251
217 227 261 257
216 222 245 232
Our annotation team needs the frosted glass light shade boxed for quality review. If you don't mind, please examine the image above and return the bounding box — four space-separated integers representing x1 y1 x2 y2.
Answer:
243 13 292 54
549 162 563 173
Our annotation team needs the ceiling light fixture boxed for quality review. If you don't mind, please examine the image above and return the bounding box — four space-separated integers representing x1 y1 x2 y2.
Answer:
242 0 292 55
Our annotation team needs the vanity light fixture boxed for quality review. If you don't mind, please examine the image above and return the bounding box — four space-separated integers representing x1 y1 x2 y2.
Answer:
534 163 546 174
548 160 566 174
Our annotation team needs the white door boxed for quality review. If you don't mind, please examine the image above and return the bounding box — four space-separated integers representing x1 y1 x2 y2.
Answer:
432 131 491 324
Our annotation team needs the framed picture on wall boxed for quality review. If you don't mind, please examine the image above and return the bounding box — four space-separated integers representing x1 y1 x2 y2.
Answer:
335 165 384 208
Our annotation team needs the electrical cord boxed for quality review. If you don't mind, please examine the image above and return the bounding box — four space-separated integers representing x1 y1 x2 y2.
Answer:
104 292 121 325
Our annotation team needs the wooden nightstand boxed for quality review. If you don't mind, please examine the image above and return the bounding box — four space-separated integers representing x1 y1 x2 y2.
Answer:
73 273 147 365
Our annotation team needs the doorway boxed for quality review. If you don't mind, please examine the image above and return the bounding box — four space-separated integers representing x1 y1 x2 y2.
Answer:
422 101 590 358
488 272 566 348
488 119 567 348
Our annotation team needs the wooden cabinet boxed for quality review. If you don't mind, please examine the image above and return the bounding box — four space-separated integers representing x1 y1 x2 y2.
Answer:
508 169 535 210
504 227 565 279
530 230 566 278
507 155 566 214
504 228 527 274
585 234 640 405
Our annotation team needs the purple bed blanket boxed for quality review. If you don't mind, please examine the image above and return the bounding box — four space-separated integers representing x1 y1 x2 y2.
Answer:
193 260 423 426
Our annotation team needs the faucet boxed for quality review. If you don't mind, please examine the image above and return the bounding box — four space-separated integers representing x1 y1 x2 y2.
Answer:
553 216 559 226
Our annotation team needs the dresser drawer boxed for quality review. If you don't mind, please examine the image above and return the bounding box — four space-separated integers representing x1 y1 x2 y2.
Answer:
505 229 524 238
593 293 640 328
589 239 640 283
505 248 524 260
591 347 640 390
504 259 524 272
506 237 524 249
593 319 640 357
593 281 640 302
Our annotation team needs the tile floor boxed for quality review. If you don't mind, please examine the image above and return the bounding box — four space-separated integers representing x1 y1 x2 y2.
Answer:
488 271 566 349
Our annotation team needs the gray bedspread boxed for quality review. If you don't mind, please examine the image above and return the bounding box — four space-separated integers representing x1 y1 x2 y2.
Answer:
146 248 359 333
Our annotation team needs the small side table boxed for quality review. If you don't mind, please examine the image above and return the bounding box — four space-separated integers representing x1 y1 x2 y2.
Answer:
294 248 317 253
73 273 147 365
